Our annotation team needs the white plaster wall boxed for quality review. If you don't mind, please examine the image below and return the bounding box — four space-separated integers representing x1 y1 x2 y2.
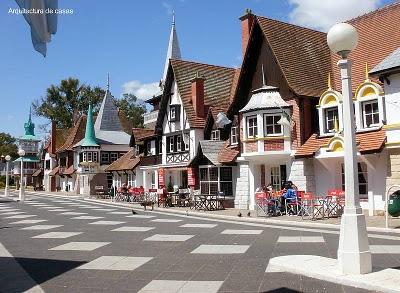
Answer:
234 161 250 209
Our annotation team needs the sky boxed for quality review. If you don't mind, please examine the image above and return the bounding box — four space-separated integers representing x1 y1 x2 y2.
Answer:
0 0 394 140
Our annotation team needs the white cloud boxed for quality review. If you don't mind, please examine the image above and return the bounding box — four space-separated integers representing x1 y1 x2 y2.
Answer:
288 0 381 31
162 2 173 15
122 80 160 100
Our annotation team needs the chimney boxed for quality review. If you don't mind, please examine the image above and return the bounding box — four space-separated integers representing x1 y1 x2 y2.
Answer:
51 120 56 154
239 9 254 57
191 72 205 118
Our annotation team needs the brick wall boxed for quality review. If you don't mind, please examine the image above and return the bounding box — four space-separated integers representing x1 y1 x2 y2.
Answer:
245 141 258 152
264 139 284 151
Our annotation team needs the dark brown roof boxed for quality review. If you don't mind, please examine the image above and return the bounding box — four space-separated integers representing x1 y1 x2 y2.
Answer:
331 2 400 92
257 16 332 97
132 128 155 141
105 149 141 172
170 59 236 128
295 129 386 158
56 116 87 153
48 166 59 176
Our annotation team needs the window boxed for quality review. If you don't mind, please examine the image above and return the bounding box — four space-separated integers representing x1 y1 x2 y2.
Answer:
264 115 282 136
200 166 233 196
341 162 368 198
101 152 109 164
230 126 238 145
110 153 118 162
324 107 338 132
247 116 258 138
168 136 175 153
362 100 379 128
176 135 182 151
169 105 180 122
211 130 220 141
146 141 152 155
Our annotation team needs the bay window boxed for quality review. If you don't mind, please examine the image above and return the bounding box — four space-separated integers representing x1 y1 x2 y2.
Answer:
247 116 258 138
264 114 282 136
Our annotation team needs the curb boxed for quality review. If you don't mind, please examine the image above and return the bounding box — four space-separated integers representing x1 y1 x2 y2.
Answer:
83 197 400 235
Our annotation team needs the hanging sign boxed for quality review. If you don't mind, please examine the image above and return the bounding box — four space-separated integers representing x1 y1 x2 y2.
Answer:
187 167 196 186
158 168 165 187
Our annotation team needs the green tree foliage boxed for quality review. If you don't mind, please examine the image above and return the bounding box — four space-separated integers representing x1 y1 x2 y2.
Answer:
32 78 106 129
115 93 147 128
0 132 18 159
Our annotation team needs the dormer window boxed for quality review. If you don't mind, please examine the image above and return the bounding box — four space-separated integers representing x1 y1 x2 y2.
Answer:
247 116 258 139
211 130 220 141
324 107 339 133
169 105 180 122
362 100 379 128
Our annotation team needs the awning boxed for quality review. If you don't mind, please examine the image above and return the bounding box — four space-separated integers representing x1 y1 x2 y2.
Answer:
14 155 40 163
32 169 43 177
48 166 59 176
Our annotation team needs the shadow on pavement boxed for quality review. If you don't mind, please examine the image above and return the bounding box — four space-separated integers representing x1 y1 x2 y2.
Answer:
0 257 86 292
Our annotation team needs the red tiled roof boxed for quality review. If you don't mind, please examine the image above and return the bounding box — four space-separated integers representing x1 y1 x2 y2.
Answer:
295 129 386 158
132 128 155 141
105 149 141 172
331 2 400 92
170 59 237 128
257 16 332 97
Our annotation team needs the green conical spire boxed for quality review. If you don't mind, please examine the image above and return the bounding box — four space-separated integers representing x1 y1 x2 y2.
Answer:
81 104 98 147
22 107 36 139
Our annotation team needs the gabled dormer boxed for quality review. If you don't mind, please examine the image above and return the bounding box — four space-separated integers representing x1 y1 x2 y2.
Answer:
317 75 344 136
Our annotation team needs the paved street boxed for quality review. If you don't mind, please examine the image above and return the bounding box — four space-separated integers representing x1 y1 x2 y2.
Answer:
1 193 399 292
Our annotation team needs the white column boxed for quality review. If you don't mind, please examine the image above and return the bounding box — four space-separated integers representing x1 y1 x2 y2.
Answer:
4 161 10 197
337 59 372 275
19 159 25 201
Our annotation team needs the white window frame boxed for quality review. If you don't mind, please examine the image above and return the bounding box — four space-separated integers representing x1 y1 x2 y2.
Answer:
110 153 118 162
324 107 338 133
230 126 238 145
169 136 175 153
264 114 283 136
211 130 220 141
247 116 258 139
176 135 182 151
101 152 109 164
362 99 379 128
170 106 176 121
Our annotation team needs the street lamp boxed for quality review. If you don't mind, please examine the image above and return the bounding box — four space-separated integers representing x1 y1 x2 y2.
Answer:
4 155 11 197
18 149 26 202
327 23 372 274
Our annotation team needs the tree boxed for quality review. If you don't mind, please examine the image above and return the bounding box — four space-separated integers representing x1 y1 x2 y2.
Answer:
0 133 18 159
115 93 147 128
32 78 106 129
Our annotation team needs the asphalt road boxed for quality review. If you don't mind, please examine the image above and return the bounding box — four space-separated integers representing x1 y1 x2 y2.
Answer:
1 191 397 293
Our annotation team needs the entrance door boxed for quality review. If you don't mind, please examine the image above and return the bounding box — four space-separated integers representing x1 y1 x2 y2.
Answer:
181 170 188 188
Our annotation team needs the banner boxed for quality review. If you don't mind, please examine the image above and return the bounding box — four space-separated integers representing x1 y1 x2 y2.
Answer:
158 168 165 187
187 167 196 186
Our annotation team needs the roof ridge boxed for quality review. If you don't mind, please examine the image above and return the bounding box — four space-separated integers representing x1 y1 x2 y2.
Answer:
256 15 326 34
170 58 236 71
348 1 400 24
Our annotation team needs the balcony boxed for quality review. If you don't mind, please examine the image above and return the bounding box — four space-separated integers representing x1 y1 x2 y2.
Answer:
143 110 159 125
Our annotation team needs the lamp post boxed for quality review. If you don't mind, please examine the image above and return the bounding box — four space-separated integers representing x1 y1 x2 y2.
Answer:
327 23 372 274
18 149 26 202
4 155 11 197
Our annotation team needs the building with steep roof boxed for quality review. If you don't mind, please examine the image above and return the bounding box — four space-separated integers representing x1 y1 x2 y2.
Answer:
13 109 41 187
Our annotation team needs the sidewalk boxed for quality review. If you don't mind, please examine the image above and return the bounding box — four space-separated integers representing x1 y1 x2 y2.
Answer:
11 189 400 233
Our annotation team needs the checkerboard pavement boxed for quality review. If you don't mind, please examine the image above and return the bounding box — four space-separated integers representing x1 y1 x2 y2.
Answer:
1 192 399 292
